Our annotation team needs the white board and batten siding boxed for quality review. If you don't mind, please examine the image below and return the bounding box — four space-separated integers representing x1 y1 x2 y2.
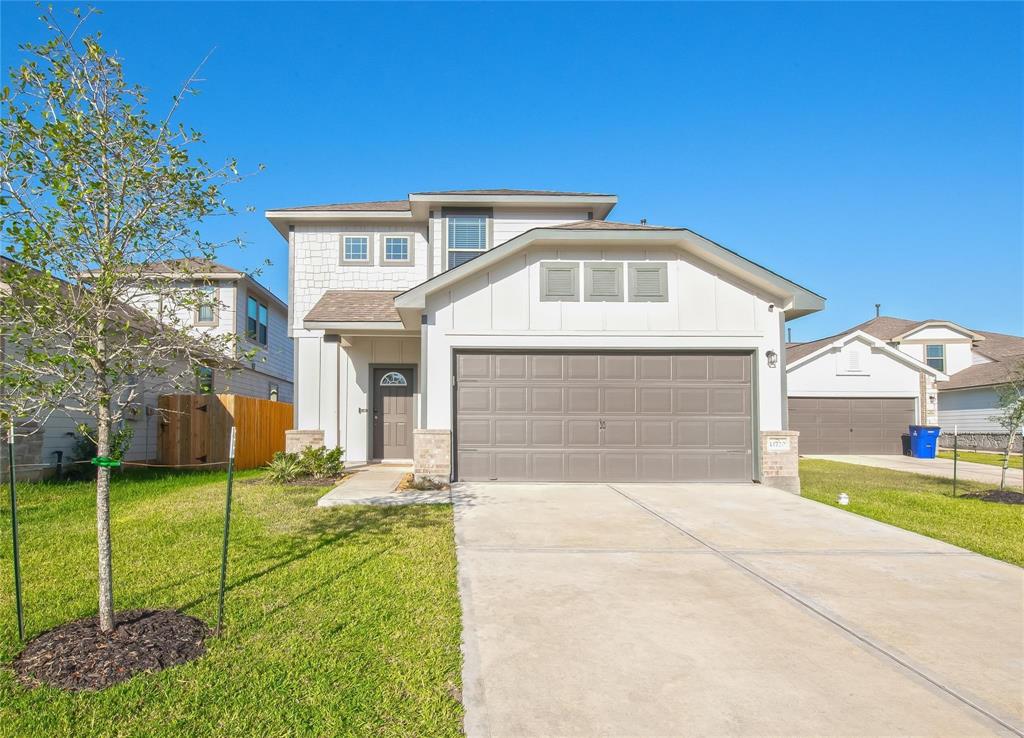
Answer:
787 338 923 399
938 387 1004 433
422 244 786 431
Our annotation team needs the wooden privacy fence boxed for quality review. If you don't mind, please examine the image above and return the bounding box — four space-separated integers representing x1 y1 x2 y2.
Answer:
158 394 293 470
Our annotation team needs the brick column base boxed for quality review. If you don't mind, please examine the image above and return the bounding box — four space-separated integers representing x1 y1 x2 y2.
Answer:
414 429 451 483
760 430 800 494
285 430 325 454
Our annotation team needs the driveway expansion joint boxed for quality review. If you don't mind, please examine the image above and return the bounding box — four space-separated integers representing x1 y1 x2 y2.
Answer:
605 484 1024 738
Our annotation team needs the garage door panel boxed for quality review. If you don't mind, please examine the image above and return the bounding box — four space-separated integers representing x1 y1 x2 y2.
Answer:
673 355 710 381
675 388 710 414
457 352 753 482
529 387 563 413
567 453 601 481
530 420 565 446
603 355 637 380
788 397 914 455
494 419 527 446
567 420 600 446
495 387 528 412
566 355 599 380
459 387 492 412
603 420 637 447
602 387 637 413
567 387 600 413
529 355 563 380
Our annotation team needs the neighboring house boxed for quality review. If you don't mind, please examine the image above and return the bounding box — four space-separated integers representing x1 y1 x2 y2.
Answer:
266 189 824 490
138 259 294 404
787 315 1024 453
1 257 294 475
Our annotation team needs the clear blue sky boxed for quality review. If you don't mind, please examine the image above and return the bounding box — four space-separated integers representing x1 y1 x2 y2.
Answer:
3 1 1022 340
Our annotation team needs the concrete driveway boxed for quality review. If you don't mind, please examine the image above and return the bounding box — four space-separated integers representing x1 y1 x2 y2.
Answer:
454 482 1024 737
810 454 1023 489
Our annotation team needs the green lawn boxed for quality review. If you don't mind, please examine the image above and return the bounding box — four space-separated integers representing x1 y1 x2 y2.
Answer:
0 470 462 737
800 459 1024 567
937 449 1023 469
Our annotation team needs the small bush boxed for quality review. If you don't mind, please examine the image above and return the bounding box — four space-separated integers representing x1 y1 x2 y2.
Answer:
264 446 345 483
298 446 345 480
407 476 447 491
266 452 303 483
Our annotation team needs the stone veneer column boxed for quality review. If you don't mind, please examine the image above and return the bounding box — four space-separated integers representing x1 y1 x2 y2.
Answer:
414 429 451 483
760 430 800 494
285 430 325 454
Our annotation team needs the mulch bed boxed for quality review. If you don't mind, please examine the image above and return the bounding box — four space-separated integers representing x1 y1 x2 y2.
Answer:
240 475 346 488
13 609 208 692
958 489 1024 505
397 472 450 493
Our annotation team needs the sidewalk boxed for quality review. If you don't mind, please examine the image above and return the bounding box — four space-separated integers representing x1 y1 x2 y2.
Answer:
809 454 1023 489
317 464 450 506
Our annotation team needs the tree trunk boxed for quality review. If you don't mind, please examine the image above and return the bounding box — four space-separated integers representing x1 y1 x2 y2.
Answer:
96 405 116 633
999 429 1017 491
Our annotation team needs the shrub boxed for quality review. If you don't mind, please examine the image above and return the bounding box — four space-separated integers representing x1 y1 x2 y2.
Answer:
266 451 303 483
65 423 134 479
298 446 344 480
408 476 447 491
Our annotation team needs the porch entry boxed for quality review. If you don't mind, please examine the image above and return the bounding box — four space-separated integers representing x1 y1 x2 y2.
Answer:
372 368 414 460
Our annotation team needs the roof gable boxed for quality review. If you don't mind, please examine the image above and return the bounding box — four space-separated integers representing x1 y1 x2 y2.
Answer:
786 329 948 379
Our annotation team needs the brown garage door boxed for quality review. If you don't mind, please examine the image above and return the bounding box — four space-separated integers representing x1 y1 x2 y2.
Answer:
454 352 753 482
788 397 915 455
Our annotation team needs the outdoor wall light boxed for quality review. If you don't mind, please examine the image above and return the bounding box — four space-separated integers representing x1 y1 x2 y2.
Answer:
766 350 778 368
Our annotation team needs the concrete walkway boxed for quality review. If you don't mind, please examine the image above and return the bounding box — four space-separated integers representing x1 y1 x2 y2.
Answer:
811 453 1023 489
454 482 1024 737
317 464 449 506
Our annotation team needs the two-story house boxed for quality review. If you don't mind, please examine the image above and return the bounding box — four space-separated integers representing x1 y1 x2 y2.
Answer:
267 189 824 491
787 315 1024 453
2 257 294 475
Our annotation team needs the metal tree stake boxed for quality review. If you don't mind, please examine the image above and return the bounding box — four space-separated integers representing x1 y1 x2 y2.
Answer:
215 426 237 636
7 421 25 641
952 424 958 497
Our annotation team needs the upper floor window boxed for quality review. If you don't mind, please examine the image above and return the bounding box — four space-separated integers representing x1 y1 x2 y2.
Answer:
381 234 414 265
196 285 217 325
247 296 268 346
448 215 487 268
341 235 371 264
925 344 945 372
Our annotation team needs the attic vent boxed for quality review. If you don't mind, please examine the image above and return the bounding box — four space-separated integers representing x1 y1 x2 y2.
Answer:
546 268 574 295
846 350 861 372
590 268 618 296
540 262 579 302
584 263 624 302
628 263 668 302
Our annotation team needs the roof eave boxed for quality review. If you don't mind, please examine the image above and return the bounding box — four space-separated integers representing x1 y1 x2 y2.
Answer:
301 320 411 331
264 209 414 239
407 193 617 219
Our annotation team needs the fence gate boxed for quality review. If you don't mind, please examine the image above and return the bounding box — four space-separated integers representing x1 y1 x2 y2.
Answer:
158 394 293 470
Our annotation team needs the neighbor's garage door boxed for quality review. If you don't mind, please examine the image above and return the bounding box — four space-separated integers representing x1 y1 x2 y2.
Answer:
788 397 915 455
454 352 753 482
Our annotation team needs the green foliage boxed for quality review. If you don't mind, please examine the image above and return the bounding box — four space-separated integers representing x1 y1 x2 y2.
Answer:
264 447 345 482
298 445 345 480
71 422 134 462
0 471 463 736
264 451 303 484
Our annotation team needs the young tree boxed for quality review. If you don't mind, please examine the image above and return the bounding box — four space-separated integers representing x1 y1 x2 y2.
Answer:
0 8 256 632
990 359 1024 491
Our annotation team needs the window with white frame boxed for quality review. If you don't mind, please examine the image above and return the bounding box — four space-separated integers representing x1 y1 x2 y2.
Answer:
382 235 412 265
196 285 217 324
925 344 945 372
341 234 371 264
447 215 487 269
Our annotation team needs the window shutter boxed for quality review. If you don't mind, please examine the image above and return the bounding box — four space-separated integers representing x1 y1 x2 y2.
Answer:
546 268 574 296
590 268 619 296
628 263 668 302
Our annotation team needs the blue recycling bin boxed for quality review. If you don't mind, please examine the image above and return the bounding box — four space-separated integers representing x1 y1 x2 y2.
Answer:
908 425 941 458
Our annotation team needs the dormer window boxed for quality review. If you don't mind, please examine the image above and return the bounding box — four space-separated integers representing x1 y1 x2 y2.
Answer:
925 344 945 372
446 211 489 269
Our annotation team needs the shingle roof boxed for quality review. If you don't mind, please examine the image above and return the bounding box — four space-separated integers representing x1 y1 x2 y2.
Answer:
304 290 401 323
272 200 411 213
411 189 614 196
974 331 1024 361
144 258 240 274
942 353 1024 390
549 220 682 231
787 316 923 362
